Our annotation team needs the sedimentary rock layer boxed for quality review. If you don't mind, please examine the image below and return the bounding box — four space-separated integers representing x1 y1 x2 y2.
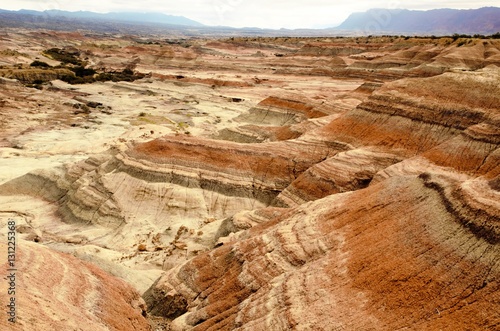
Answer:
316 70 499 154
0 240 150 331
126 135 340 204
275 148 402 206
216 124 304 143
235 96 328 126
146 175 500 330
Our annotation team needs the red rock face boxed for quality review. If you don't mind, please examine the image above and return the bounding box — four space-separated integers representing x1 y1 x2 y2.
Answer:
126 135 337 205
0 241 150 331
275 149 402 206
146 175 499 330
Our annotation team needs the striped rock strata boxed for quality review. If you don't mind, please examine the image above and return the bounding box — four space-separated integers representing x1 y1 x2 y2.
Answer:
272 69 500 207
143 57 500 331
0 239 149 331
144 174 500 330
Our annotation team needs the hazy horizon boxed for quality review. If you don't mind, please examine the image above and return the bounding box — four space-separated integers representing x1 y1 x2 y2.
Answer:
0 1 498 29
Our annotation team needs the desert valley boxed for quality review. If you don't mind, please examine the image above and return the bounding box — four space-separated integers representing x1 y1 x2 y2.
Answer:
0 23 499 331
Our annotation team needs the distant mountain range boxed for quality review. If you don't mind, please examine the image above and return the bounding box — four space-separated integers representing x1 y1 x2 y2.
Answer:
0 7 499 36
338 7 500 35
1 9 203 27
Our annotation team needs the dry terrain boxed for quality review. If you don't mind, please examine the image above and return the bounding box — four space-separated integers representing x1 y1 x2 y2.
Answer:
0 30 499 330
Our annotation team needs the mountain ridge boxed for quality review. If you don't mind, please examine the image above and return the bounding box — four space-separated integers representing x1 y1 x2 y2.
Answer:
338 7 500 35
2 8 204 27
0 7 499 35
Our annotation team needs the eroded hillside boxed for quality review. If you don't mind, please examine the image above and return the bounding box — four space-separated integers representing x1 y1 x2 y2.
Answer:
0 30 499 330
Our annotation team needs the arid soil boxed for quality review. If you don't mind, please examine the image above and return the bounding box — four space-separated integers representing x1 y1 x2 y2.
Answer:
0 30 499 330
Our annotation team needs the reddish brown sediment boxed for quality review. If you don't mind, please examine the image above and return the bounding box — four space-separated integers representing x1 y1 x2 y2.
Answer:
0 240 150 331
145 175 500 330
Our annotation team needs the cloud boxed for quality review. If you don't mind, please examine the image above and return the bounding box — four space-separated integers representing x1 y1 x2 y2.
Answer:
1 0 498 28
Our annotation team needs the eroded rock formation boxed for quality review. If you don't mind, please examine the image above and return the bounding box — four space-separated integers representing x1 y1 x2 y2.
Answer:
146 174 500 330
0 239 149 331
0 32 499 329
139 43 500 330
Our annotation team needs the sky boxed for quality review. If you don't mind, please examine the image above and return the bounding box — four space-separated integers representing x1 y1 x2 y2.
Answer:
0 0 498 29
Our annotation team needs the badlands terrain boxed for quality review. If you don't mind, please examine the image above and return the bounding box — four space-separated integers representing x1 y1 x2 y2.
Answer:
0 30 499 330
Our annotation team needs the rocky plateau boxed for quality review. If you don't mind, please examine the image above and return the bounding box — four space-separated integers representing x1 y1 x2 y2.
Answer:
0 30 499 330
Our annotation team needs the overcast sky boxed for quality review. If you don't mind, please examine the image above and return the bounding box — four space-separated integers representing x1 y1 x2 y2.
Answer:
0 0 498 29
